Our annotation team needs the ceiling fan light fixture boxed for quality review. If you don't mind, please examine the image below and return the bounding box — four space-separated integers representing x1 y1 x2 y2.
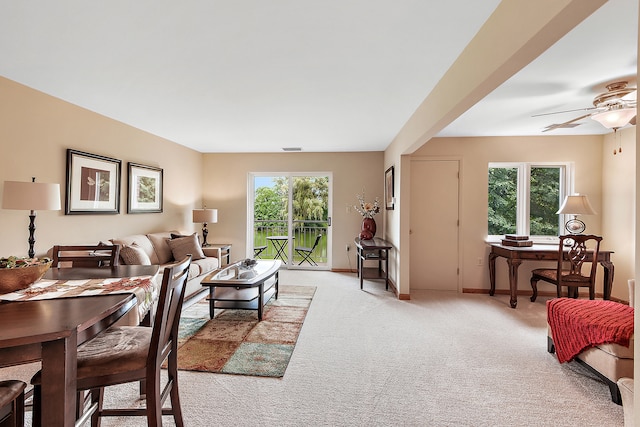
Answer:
591 107 636 129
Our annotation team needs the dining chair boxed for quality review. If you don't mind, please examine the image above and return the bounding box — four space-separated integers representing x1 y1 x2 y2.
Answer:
51 244 121 268
31 255 192 427
530 234 602 302
0 380 26 427
295 234 322 266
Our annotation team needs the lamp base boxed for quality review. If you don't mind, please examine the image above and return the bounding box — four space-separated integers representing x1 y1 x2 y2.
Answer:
564 218 586 234
27 212 36 258
201 225 210 247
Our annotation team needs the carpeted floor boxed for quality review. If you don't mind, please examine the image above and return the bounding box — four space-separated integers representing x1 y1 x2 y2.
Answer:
1 270 626 426
176 285 315 377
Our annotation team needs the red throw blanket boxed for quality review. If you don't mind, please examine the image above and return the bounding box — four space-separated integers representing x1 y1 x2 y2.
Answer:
547 298 634 363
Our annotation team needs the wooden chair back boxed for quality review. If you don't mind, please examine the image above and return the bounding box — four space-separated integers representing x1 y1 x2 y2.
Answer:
556 234 602 298
51 244 120 268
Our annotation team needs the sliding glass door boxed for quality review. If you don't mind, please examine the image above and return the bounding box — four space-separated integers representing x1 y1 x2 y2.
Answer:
249 173 331 270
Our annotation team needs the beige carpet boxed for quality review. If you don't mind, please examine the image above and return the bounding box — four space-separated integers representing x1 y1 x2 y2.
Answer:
2 270 625 426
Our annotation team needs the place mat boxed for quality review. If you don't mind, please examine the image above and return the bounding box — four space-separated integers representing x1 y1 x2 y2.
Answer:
176 285 316 377
0 276 157 321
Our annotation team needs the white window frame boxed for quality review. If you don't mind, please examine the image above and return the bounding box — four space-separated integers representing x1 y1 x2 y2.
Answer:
488 162 574 243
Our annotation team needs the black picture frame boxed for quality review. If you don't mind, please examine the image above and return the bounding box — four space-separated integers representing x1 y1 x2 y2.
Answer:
65 149 121 215
385 166 394 210
127 162 163 213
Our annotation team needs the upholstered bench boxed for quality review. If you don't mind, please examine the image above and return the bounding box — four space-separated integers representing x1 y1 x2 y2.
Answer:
547 297 634 404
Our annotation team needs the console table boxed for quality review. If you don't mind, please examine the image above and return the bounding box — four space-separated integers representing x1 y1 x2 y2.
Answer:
488 243 614 308
355 237 392 290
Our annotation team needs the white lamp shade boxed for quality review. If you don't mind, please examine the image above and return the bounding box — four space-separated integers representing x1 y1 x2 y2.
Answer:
556 194 596 215
192 208 218 223
591 108 636 129
2 181 61 211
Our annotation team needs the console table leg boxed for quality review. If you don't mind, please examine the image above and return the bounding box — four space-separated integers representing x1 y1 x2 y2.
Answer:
488 252 498 296
507 259 522 308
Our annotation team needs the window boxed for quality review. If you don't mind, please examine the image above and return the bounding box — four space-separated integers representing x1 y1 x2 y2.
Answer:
488 162 572 239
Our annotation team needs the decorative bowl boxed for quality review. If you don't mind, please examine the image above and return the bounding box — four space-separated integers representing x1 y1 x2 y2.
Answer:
0 261 52 294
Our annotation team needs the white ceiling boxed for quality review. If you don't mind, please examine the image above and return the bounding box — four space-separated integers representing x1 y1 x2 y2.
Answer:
0 1 637 153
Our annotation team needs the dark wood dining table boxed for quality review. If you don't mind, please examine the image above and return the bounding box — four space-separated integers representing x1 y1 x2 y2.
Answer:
0 293 136 427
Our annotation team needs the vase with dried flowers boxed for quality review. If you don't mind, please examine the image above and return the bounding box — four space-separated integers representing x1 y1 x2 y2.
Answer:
354 191 380 239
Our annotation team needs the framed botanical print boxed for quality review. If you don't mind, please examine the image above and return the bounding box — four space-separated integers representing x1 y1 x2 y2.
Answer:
385 166 395 210
127 162 163 213
65 149 121 214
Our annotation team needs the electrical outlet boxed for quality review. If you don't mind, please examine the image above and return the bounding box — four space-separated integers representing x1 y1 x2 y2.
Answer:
476 257 483 266
346 244 350 252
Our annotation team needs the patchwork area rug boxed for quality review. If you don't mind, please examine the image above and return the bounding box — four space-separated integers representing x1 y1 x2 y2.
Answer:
176 285 316 377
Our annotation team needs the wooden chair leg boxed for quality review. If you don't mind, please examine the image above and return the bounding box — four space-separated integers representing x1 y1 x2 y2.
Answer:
31 385 41 427
530 278 539 302
17 390 25 427
89 388 104 427
145 373 162 427
168 357 184 427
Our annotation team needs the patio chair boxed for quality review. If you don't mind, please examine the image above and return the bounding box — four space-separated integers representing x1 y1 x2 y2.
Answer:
254 245 267 258
295 235 322 266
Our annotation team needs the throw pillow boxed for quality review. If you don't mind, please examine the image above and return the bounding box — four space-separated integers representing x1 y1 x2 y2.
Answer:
167 233 205 261
120 243 152 265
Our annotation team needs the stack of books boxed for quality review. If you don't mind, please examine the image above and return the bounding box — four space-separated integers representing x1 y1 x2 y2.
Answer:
501 234 533 247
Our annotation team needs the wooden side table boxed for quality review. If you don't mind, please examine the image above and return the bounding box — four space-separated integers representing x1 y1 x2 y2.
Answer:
354 237 392 290
204 244 232 267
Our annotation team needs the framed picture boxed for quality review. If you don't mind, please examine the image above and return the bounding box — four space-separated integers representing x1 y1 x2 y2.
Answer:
66 149 121 214
385 166 395 210
127 162 163 213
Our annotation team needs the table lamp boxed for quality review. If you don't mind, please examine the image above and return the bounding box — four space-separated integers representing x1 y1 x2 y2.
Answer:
3 178 61 257
192 208 217 247
556 194 596 234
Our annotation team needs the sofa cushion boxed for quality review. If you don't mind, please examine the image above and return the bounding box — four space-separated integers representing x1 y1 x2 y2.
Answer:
187 263 201 280
111 234 159 265
167 233 205 261
120 243 152 265
147 231 177 265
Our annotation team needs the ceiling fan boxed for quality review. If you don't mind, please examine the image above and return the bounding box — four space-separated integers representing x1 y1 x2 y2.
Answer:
535 81 637 133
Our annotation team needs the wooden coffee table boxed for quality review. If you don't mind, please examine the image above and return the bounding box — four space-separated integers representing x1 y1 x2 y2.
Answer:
201 259 281 320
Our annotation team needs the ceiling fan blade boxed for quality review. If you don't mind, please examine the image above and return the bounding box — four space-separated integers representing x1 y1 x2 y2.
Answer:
542 114 592 132
532 107 597 118
621 89 636 102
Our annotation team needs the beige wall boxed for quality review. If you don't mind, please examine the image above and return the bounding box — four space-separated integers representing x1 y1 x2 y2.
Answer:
0 77 204 257
410 133 634 301
602 127 636 301
201 152 384 271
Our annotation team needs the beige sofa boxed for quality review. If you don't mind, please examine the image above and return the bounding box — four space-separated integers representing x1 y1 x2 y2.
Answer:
110 231 220 310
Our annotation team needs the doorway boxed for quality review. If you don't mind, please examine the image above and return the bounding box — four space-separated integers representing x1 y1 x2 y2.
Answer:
249 173 332 270
410 159 460 291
